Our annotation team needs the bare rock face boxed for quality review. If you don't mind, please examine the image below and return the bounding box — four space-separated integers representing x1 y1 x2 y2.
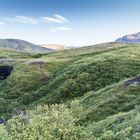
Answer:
0 66 13 80
125 76 140 87
116 32 140 44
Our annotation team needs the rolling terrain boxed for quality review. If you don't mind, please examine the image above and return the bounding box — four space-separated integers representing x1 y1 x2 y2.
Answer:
0 42 140 139
0 39 53 53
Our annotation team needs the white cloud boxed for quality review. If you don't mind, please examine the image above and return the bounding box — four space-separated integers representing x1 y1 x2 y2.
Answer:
0 17 14 23
0 22 4 25
0 14 69 25
50 27 71 32
42 14 68 23
14 16 38 24
50 29 57 32
57 27 71 31
54 14 68 22
0 16 38 24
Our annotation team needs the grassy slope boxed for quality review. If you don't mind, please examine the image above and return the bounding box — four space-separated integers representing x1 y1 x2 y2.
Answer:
87 107 140 139
1 43 140 115
80 81 140 122
1 43 140 139
35 43 140 104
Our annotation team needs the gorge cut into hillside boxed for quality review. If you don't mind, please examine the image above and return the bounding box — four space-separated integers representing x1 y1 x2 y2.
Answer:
0 66 13 80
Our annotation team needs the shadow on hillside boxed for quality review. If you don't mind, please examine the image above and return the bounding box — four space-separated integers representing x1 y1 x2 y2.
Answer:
0 66 13 80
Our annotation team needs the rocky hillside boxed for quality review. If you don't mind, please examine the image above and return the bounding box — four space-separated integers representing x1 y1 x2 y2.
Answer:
116 32 140 44
0 39 53 53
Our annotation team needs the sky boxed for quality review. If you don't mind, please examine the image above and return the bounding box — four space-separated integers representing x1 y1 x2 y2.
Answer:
0 0 140 46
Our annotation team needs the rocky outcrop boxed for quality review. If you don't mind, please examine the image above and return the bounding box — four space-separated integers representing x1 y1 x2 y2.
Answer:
116 32 140 44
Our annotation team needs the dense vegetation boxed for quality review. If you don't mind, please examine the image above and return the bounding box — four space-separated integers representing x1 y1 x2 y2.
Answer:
1 43 140 139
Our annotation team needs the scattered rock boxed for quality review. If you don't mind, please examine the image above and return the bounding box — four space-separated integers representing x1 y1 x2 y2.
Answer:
125 76 140 86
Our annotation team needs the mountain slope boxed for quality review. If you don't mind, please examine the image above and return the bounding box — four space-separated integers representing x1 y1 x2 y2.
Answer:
0 39 53 53
116 32 140 44
41 44 70 50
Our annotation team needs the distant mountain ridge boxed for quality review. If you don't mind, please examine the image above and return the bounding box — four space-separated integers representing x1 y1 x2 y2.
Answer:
41 44 70 50
0 39 53 53
116 32 140 44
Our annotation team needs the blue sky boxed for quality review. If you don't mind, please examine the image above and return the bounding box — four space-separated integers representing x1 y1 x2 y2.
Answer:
0 0 140 46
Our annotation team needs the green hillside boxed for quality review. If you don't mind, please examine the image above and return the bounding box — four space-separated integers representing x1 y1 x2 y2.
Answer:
0 43 140 139
0 39 52 53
